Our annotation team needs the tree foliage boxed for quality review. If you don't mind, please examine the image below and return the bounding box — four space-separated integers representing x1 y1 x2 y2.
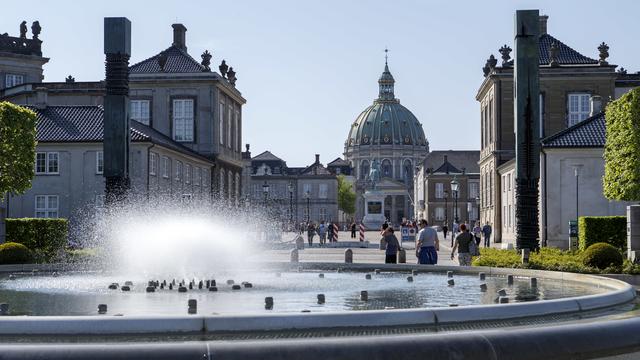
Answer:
337 175 356 216
0 102 37 200
603 88 640 201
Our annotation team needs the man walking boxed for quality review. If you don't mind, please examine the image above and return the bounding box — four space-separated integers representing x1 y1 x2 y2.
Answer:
318 221 327 246
416 219 439 265
482 222 492 248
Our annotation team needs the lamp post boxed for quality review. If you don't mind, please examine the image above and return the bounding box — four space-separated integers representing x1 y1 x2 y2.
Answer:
304 190 311 223
574 166 582 224
288 181 294 229
451 177 459 224
262 181 269 208
443 190 449 227
475 195 481 224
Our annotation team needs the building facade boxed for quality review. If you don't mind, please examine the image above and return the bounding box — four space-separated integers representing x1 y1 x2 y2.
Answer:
344 59 429 225
246 151 339 226
414 151 480 227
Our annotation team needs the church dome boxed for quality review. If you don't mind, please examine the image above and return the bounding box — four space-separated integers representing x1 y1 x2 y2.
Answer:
345 61 428 150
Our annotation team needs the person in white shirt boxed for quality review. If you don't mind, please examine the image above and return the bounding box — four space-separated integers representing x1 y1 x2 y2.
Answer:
415 219 439 265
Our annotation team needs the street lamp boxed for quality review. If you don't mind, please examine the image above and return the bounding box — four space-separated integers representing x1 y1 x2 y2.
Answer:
288 181 294 229
450 177 459 224
475 195 481 223
443 190 449 227
574 165 582 223
262 181 269 207
304 190 311 223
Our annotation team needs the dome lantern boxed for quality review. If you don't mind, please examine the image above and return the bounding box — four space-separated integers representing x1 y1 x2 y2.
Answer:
378 48 396 101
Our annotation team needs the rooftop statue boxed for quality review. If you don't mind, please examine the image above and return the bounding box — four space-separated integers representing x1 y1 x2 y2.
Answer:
20 21 27 38
31 21 41 40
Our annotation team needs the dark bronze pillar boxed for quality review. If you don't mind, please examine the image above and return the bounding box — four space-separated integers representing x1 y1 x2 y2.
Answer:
514 10 540 251
103 18 131 204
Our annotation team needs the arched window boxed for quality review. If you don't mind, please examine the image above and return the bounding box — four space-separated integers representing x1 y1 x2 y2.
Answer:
403 159 413 181
360 160 370 180
382 159 392 178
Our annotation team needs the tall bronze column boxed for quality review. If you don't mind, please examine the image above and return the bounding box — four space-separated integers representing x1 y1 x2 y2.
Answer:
514 10 540 251
103 18 131 204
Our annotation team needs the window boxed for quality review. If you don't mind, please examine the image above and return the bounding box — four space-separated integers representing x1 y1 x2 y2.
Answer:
303 183 312 197
172 99 194 142
435 207 445 221
35 195 58 218
235 109 241 152
175 161 183 181
162 156 170 178
360 160 370 180
185 164 191 184
469 182 479 199
130 100 151 125
227 107 232 147
219 102 225 145
568 93 590 126
194 167 201 186
319 184 328 199
5 74 23 88
95 194 105 208
96 151 104 174
381 159 392 178
319 208 327 221
149 152 157 176
435 183 444 199
219 171 225 197
35 152 59 174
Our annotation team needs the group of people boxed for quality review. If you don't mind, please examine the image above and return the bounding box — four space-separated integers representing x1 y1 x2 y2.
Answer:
443 221 492 248
303 221 337 247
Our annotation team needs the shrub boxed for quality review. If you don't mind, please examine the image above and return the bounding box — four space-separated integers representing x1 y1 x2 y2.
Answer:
578 216 626 251
0 242 32 264
582 242 623 270
5 218 68 262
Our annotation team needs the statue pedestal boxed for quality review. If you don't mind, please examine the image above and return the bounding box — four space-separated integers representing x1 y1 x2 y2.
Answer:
362 191 386 230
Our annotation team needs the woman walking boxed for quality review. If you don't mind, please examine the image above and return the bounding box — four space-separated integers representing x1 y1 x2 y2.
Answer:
307 222 316 247
451 224 474 266
384 227 400 264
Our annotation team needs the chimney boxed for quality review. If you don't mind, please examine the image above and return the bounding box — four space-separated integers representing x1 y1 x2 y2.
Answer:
172 24 187 51
315 154 320 165
590 95 602 116
443 155 448 163
35 87 47 109
539 15 549 35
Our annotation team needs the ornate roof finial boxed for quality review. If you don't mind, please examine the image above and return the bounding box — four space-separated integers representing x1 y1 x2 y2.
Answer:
65 75 75 83
617 67 627 75
499 45 512 66
377 49 395 101
384 47 389 65
200 50 212 71
598 42 609 66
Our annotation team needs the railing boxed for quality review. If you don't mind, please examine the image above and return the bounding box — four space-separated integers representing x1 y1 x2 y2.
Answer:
0 35 42 56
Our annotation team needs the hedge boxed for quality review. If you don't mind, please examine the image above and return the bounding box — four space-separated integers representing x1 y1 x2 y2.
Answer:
0 242 32 264
578 216 626 251
5 218 68 262
603 87 640 201
582 242 623 269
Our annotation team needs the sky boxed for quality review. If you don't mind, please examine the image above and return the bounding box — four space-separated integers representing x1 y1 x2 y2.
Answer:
1 0 638 166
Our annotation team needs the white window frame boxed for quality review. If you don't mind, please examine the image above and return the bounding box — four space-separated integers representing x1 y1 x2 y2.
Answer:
35 152 46 174
319 184 328 199
162 156 170 178
149 152 157 176
96 151 104 174
172 99 194 142
219 101 225 145
227 106 232 147
185 164 191 184
194 167 201 187
130 99 151 125
435 183 444 199
95 194 105 208
234 109 240 152
175 160 183 182
35 195 58 218
567 93 591 126
435 207 445 221
5 74 23 88
303 183 312 197
469 182 479 199
319 208 327 221
35 152 59 175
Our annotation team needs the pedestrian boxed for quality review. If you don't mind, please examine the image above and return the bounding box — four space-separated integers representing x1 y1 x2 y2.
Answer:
451 224 474 266
442 223 448 240
416 219 439 265
384 227 400 264
307 222 316 247
350 222 357 238
318 221 327 246
327 220 334 243
473 221 482 247
482 222 492 248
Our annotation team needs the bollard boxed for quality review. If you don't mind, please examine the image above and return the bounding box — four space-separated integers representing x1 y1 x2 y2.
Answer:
398 248 406 263
0 303 9 315
265 297 274 310
210 280 216 287
497 288 507 297
121 285 131 292
530 277 537 288
169 283 173 290
337 268 343 273
290 248 299 263
226 280 235 285
8 274 15 280
206 280 210 288
447 271 453 278
449 304 458 307
198 281 203 289
146 286 155 293
479 272 486 281
480 283 488 292
345 248 353 263
188 283 193 290
319 273 324 278
97 304 107 314
317 294 325 304
160 283 164 289
365 274 372 280
407 276 414 282
108 283 119 290
360 290 368 301
209 286 218 292
499 296 509 304
507 274 514 285
375 269 381 274
178 286 187 293
124 281 133 286
232 284 241 290
243 282 253 288
188 299 197 314
447 279 455 286
411 270 418 276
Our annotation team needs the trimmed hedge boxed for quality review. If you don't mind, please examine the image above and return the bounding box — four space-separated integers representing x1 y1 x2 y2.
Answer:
5 218 68 262
582 242 623 269
578 216 626 251
0 242 32 264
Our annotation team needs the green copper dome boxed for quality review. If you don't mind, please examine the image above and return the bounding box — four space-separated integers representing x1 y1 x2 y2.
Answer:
346 62 428 149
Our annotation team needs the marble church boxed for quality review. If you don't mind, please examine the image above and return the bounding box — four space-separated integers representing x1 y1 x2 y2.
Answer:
343 57 429 225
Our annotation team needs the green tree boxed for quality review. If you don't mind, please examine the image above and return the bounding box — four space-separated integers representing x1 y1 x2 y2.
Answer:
603 88 640 201
337 175 356 216
0 102 38 242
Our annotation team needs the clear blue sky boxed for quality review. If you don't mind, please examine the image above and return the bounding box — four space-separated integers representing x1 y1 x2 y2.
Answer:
1 0 638 166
